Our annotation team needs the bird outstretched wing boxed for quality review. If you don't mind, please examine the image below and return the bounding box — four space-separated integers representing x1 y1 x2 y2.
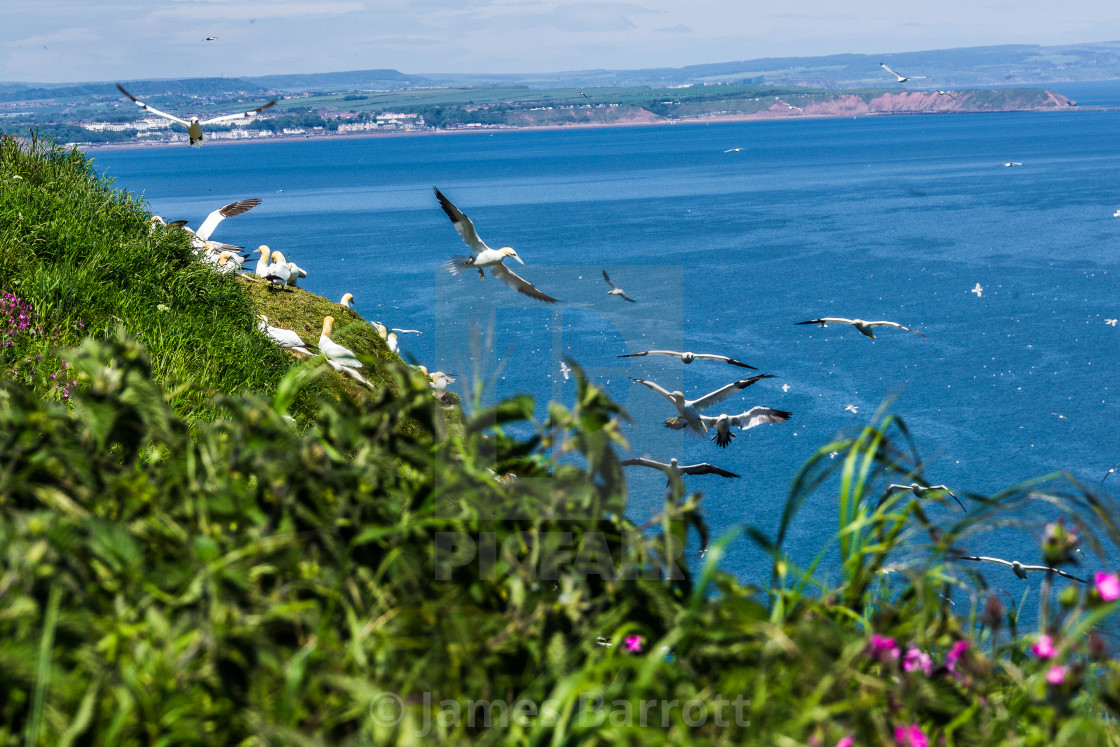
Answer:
116 84 190 126
434 187 489 253
201 100 278 125
491 263 560 303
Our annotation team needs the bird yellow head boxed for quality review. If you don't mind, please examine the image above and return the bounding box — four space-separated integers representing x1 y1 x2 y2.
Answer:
501 247 524 264
271 250 287 265
322 316 335 338
372 321 387 339
340 293 354 308
258 244 270 256
670 391 685 402
217 251 235 266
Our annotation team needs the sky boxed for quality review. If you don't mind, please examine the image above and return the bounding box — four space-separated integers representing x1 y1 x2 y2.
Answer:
4 1 1120 83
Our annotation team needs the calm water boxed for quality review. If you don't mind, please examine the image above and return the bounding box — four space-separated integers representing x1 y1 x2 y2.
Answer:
88 107 1120 597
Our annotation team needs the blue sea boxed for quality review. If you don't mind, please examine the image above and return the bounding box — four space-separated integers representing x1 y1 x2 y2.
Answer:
88 98 1120 602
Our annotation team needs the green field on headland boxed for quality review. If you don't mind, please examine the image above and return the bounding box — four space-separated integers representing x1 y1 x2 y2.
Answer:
2 133 1120 744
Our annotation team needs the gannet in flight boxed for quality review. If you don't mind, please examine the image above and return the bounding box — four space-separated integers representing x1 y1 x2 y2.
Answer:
775 98 802 112
631 374 774 435
723 147 744 153
620 457 740 484
115 84 277 146
618 350 757 369
602 271 636 302
954 555 1085 583
699 407 791 448
887 482 966 512
936 90 957 99
971 283 983 297
1106 319 1118 326
203 36 217 41
434 187 559 303
880 63 925 83
559 361 572 380
1002 162 1023 167
796 317 926 339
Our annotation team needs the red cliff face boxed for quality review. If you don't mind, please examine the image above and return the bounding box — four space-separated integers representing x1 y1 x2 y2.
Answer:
787 90 1075 117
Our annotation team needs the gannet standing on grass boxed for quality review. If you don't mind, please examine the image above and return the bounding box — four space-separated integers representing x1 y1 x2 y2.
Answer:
115 84 277 146
340 293 355 308
373 322 399 353
434 187 560 303
319 316 373 388
631 374 774 435
258 315 314 355
259 250 292 289
285 261 307 287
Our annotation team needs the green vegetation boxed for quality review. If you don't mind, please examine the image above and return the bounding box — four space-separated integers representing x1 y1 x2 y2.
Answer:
3 136 1120 745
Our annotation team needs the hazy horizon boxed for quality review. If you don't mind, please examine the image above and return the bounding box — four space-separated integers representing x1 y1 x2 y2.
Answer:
5 1 1120 84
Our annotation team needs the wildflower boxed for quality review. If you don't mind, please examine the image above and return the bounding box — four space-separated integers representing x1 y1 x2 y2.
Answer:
894 724 928 747
869 633 900 663
836 737 854 747
903 647 932 676
625 635 643 653
945 640 969 671
1095 572 1120 602
1031 634 1055 659
1046 665 1069 685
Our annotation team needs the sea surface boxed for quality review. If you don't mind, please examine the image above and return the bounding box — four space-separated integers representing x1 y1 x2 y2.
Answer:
88 101 1120 605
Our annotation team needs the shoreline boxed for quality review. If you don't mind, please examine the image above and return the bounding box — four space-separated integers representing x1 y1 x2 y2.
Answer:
77 103 1094 153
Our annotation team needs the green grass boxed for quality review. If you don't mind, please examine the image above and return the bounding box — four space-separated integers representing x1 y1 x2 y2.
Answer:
0 131 403 421
3 131 1120 746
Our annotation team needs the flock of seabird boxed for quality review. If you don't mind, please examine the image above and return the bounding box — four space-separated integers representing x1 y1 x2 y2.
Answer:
127 69 1103 588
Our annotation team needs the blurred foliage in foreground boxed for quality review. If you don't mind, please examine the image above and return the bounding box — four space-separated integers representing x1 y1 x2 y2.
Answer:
2 333 1120 746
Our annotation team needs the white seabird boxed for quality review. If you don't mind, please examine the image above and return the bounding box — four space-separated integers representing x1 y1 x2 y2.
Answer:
620 457 740 484
285 261 307 287
603 270 636 302
559 361 572 380
372 322 399 354
259 250 292 289
258 315 314 355
936 90 958 99
631 374 774 435
434 187 560 303
971 283 983 297
618 349 757 369
796 317 926 339
699 407 791 448
116 84 277 147
1002 162 1023 167
886 482 966 511
775 98 803 112
954 555 1085 583
1106 319 1118 326
880 63 926 83
213 251 245 273
318 316 370 387
340 293 355 308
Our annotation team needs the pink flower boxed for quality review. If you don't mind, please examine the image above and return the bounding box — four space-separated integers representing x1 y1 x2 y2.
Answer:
836 737 854 747
903 647 933 676
1046 665 1068 685
1031 634 1055 659
945 640 969 671
869 633 900 662
625 635 643 653
1095 572 1120 602
894 724 928 747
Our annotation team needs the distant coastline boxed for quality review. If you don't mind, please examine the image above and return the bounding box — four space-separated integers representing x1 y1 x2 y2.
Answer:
78 90 1081 153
